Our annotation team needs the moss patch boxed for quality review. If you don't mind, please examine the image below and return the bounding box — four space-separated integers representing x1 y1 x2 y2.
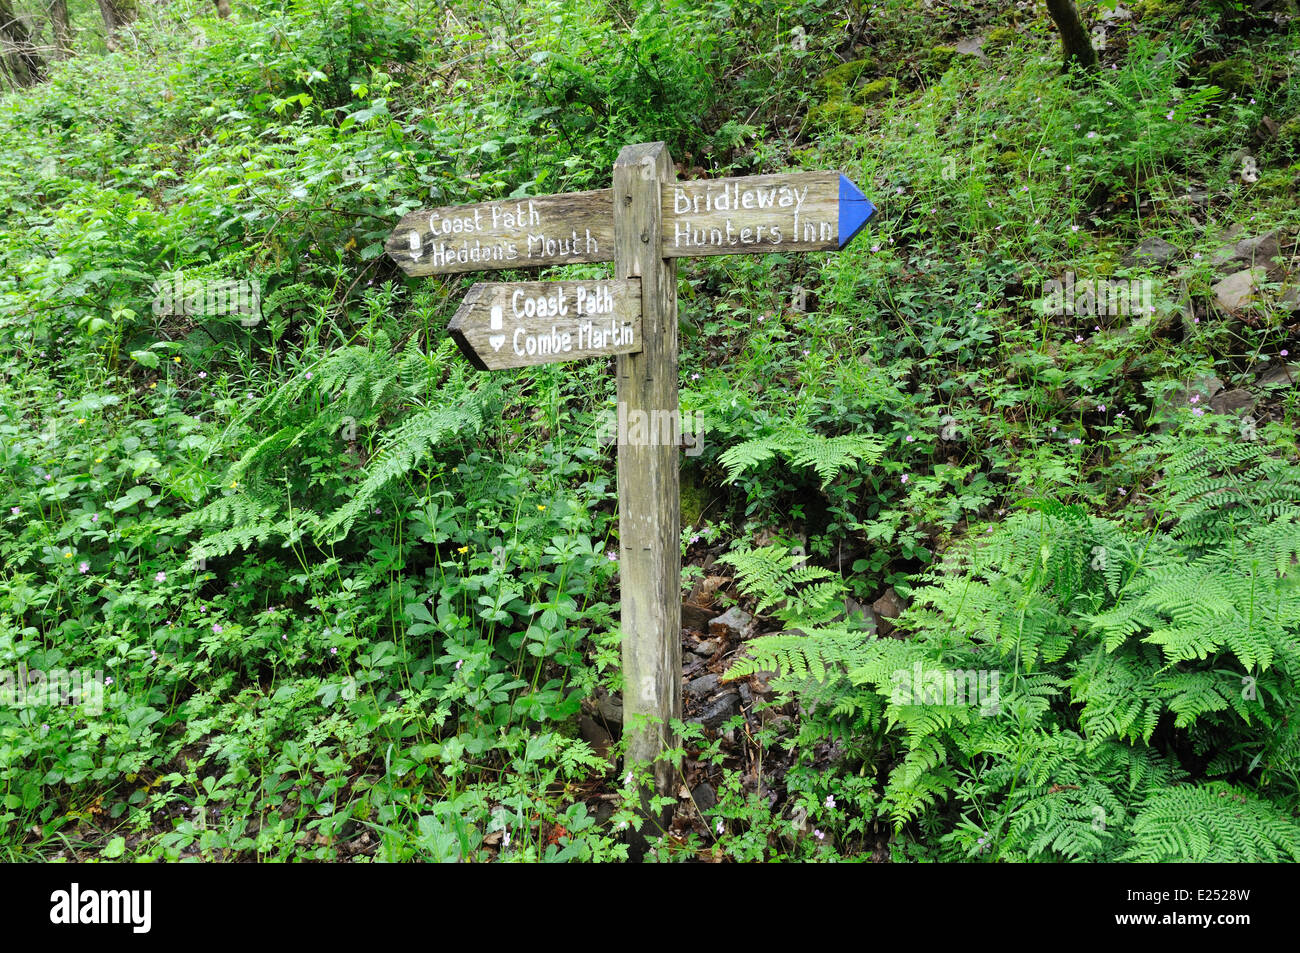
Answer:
815 58 875 99
853 77 898 104
1254 163 1300 199
807 100 866 132
681 468 712 528
1202 56 1256 95
1134 0 1199 19
921 45 956 77
1274 118 1300 160
985 27 1017 51
994 149 1023 170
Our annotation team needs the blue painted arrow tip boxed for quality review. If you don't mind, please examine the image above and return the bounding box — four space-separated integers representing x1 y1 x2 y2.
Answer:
838 174 875 249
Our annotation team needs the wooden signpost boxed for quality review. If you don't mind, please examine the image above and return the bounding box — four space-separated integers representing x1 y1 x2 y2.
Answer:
387 143 874 832
447 279 642 371
386 191 615 275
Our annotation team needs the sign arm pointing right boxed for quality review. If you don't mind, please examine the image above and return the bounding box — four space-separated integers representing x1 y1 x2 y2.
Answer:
838 174 876 249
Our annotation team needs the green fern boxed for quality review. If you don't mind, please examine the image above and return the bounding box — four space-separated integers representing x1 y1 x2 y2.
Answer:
171 337 493 557
717 544 847 623
1122 782 1300 862
717 543 874 683
316 397 489 542
718 426 884 487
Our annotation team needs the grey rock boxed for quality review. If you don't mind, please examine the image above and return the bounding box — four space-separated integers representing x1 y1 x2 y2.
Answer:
692 638 720 657
709 606 754 639
738 682 753 707
1256 362 1299 389
761 712 792 732
954 36 988 62
1155 373 1224 431
1235 231 1284 278
681 601 714 631
1210 388 1256 416
1188 373 1225 400
1122 237 1178 268
690 782 717 813
579 715 613 761
682 654 710 679
1214 230 1285 279
1210 225 1245 268
871 587 906 638
1213 268 1268 312
592 692 622 726
843 595 876 630
686 673 719 698
748 670 776 698
688 690 741 730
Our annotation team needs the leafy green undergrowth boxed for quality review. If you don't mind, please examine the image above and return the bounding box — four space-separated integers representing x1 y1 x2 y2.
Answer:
724 416 1300 862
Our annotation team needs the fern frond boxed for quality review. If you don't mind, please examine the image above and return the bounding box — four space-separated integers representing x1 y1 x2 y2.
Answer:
316 395 488 543
1122 782 1300 862
719 426 884 487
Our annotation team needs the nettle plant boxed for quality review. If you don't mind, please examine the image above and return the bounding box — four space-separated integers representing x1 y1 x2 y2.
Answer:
718 423 1300 862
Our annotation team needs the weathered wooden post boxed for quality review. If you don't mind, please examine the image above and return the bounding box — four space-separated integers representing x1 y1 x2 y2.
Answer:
384 141 875 852
612 142 681 816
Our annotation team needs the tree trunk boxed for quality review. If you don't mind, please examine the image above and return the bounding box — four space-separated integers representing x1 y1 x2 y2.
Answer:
1045 0 1097 73
0 0 46 85
214 0 231 18
49 0 72 58
96 0 136 50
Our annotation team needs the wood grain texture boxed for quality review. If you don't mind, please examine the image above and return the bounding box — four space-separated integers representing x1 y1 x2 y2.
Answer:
386 172 859 276
385 190 615 276
446 279 641 371
661 171 841 257
614 142 682 810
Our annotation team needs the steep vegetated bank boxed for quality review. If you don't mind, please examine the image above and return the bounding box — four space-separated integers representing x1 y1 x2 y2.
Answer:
0 0 1297 861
